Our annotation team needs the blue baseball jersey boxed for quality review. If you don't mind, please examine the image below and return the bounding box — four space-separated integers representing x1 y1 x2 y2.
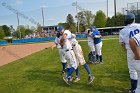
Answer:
92 30 102 44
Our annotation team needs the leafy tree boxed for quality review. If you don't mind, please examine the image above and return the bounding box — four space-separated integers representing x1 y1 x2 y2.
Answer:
94 10 107 28
76 10 94 31
106 12 125 27
66 14 76 32
36 24 42 32
2 25 10 36
0 26 5 40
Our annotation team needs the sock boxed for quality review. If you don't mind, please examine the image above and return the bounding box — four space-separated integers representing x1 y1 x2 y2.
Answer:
66 67 75 78
92 51 96 55
67 68 70 73
96 55 99 61
75 67 79 78
131 79 137 92
90 51 95 62
99 55 103 62
88 52 92 61
83 63 92 75
62 63 66 72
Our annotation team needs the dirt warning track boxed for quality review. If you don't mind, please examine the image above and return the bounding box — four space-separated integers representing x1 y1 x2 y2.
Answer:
0 42 54 66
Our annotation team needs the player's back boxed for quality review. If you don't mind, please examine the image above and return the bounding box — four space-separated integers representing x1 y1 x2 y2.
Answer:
119 23 140 50
88 30 94 43
62 30 73 51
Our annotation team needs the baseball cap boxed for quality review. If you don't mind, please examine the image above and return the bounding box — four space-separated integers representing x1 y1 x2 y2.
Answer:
125 13 135 20
90 26 96 31
57 25 64 32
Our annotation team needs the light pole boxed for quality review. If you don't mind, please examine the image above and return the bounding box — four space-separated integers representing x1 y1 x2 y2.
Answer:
107 0 108 18
114 0 117 26
72 1 79 32
17 11 21 39
41 5 47 27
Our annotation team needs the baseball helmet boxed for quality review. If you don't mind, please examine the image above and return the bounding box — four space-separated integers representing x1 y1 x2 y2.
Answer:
57 25 64 33
125 13 135 20
90 26 96 31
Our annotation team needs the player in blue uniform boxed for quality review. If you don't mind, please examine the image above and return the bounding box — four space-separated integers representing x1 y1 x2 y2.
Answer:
91 26 103 64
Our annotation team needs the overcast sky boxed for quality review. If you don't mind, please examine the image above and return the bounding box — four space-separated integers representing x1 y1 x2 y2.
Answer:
0 0 140 28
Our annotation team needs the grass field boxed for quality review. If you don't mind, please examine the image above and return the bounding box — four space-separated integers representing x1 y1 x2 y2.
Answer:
0 38 130 93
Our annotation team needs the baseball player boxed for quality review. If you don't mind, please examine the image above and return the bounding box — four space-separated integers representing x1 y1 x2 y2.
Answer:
58 26 79 85
119 13 140 93
129 33 140 93
87 29 96 63
51 32 67 76
90 26 103 64
71 34 94 84
129 33 140 60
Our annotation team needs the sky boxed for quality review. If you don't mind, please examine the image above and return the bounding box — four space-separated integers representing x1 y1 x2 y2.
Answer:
0 0 140 29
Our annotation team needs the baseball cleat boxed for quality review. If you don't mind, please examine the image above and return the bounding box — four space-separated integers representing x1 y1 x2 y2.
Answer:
63 77 70 85
88 75 95 84
99 62 103 64
62 71 66 77
73 77 80 82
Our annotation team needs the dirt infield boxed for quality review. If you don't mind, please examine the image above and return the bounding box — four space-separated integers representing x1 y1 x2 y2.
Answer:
0 42 54 66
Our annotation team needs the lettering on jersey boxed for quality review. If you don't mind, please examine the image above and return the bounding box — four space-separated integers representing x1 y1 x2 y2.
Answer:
129 29 140 38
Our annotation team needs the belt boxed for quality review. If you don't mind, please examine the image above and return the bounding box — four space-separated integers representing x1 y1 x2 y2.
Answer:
65 49 73 52
72 44 76 46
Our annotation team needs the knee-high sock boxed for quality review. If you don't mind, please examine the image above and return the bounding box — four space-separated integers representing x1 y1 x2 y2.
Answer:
99 55 103 62
66 67 75 78
131 79 137 92
96 55 99 61
62 63 66 72
75 67 79 78
83 63 92 75
91 51 96 62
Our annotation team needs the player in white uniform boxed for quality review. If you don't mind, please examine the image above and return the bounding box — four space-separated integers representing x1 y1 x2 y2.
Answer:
51 32 67 76
71 34 94 84
119 13 140 93
129 33 140 93
58 26 79 85
87 29 96 63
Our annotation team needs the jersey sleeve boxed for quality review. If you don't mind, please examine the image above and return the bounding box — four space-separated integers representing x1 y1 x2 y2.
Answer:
133 34 140 46
119 31 124 44
54 37 59 45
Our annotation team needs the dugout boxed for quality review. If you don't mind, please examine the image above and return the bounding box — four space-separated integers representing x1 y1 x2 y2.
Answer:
98 26 125 36
42 25 57 32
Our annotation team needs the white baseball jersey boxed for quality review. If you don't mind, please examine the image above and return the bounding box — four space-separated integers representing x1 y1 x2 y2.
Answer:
132 32 140 93
119 23 140 50
119 23 140 80
70 34 86 65
88 30 95 52
54 37 62 49
88 30 94 43
62 30 78 69
62 30 73 51
54 37 67 63
133 33 140 47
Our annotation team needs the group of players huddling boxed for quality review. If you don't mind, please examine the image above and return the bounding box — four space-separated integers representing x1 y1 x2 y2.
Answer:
52 25 102 85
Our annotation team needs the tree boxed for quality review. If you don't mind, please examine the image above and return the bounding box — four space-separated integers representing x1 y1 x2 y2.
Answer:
76 10 94 31
94 10 107 28
0 26 5 40
2 25 10 36
36 24 42 32
66 14 76 32
106 12 125 27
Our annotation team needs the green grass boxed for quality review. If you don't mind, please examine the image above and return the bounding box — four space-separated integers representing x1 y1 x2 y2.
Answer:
0 39 129 93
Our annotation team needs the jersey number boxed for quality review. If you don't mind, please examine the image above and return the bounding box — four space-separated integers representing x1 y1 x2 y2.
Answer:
129 29 140 38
